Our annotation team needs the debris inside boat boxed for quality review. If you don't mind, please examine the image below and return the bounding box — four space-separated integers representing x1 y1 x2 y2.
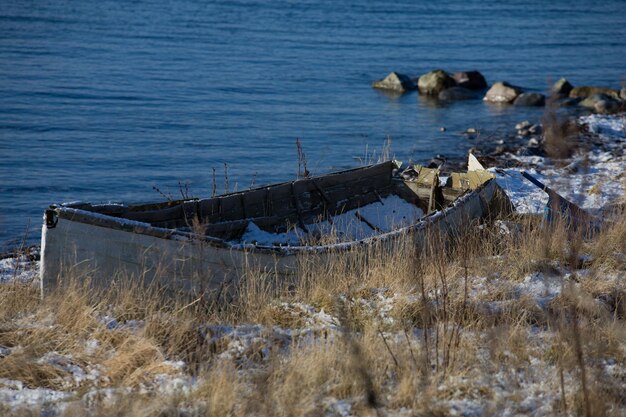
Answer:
40 156 512 295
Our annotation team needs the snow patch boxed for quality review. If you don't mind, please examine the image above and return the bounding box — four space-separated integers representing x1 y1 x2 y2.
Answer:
0 378 72 410
0 256 39 283
38 352 102 388
237 194 424 246
240 222 304 246
580 113 626 140
493 113 626 214
513 272 563 308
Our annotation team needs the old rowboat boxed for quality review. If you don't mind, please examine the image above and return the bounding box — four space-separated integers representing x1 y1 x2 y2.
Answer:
40 160 512 295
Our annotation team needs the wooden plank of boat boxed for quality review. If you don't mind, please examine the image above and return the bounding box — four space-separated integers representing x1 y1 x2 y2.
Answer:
40 160 512 297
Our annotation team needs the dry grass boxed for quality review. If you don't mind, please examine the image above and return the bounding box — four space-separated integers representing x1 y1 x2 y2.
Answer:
0 210 625 416
542 98 584 161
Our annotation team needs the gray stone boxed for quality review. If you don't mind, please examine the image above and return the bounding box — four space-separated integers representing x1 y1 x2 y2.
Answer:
620 87 626 101
417 69 456 95
595 100 621 113
452 71 487 90
494 145 506 155
513 93 546 107
528 137 540 147
558 97 582 107
579 94 621 113
372 72 417 92
551 78 573 96
483 81 523 103
570 86 620 99
515 120 531 131
578 95 600 109
438 86 477 100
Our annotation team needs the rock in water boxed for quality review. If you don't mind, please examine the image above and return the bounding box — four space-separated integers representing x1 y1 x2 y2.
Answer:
483 81 523 103
620 87 626 101
570 86 620 99
438 86 477 100
528 137 540 148
427 155 446 169
452 71 487 90
558 97 582 107
372 72 417 92
417 69 456 95
551 78 573 96
513 93 546 107
579 94 621 113
595 100 620 113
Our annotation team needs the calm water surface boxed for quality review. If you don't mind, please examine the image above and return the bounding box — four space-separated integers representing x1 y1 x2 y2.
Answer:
1 0 625 247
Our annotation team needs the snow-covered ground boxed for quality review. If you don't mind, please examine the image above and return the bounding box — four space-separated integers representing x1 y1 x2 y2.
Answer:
494 113 626 214
2 263 624 415
0 251 39 284
0 113 624 416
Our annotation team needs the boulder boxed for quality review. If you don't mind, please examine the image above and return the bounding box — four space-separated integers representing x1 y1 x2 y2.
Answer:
551 78 573 96
452 71 487 90
620 87 626 101
558 97 582 107
513 93 546 107
579 94 621 113
528 137 540 147
426 155 446 169
438 86 477 101
417 69 456 95
372 72 417 92
483 81 523 103
515 121 531 131
529 124 542 135
595 99 621 113
570 86 619 99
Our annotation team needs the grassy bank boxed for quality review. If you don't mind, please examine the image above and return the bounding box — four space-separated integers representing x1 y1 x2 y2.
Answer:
1 207 625 416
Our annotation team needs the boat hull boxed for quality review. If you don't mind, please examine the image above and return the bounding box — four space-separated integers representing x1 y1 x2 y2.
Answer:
40 172 507 297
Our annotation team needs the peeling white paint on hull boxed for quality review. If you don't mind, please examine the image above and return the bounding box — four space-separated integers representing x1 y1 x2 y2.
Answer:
41 217 298 295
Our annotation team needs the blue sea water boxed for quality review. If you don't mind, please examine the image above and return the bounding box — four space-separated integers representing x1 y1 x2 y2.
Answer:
1 0 625 248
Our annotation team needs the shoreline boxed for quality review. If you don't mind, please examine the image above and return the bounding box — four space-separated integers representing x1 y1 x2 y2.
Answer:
2 112 625 259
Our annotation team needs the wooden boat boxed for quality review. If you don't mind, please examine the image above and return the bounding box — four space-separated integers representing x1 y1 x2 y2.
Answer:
40 159 512 296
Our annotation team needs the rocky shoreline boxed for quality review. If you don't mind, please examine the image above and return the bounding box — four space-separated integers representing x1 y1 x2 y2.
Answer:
434 113 599 173
2 71 624 256
372 69 626 177
373 68 626 113
3 112 624 264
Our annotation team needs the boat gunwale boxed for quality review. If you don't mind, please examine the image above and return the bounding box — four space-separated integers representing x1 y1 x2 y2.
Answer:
104 161 398 214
